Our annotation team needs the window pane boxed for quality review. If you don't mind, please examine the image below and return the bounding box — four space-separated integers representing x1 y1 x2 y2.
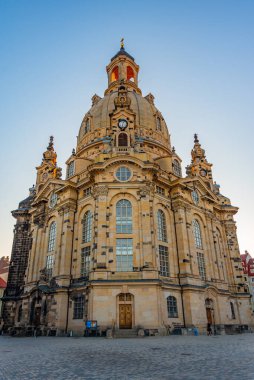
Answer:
197 252 206 280
116 200 132 234
48 222 56 252
116 238 133 272
73 296 84 319
157 210 167 242
81 246 91 277
173 160 182 177
82 211 92 243
193 220 202 249
116 167 131 182
46 254 54 278
167 296 178 318
159 245 169 277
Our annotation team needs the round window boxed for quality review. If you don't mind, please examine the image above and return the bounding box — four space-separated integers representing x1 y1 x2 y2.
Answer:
192 190 199 205
49 193 58 208
115 166 131 182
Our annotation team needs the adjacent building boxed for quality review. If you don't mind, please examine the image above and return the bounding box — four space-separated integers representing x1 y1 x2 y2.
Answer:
2 44 253 336
241 251 254 312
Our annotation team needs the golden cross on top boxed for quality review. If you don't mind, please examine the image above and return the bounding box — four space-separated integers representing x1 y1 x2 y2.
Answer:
120 38 124 49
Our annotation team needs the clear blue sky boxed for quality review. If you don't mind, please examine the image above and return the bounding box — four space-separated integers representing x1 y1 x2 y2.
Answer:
0 0 254 257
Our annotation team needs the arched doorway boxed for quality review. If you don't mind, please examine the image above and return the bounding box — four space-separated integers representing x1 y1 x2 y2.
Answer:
118 293 133 329
30 296 42 327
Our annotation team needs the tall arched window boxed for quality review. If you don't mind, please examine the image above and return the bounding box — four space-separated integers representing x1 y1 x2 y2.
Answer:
167 296 178 318
82 211 92 243
157 210 167 242
118 133 128 147
192 219 202 249
85 119 90 133
127 66 134 81
156 117 162 131
48 222 56 252
111 66 119 82
116 200 132 234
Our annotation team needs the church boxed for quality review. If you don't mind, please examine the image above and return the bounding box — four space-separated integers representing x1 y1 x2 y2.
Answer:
2 43 253 336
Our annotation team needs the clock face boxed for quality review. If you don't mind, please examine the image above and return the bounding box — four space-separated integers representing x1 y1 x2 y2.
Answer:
200 169 207 177
118 119 128 130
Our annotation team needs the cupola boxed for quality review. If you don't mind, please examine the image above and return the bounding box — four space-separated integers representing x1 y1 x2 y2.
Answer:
105 39 141 95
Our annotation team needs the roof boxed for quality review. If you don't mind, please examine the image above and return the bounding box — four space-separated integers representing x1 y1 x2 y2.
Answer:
0 277 7 288
111 47 135 62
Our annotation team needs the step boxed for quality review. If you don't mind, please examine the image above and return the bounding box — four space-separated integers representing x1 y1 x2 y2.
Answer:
114 329 138 338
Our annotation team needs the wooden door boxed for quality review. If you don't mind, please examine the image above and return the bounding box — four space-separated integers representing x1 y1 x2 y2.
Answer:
206 308 212 324
119 304 132 329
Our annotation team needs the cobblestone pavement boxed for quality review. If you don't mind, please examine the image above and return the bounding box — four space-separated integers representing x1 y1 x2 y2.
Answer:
0 334 254 380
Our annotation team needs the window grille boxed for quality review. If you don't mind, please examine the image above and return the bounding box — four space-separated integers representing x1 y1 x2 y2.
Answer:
167 296 178 318
48 222 56 252
157 210 167 242
116 238 133 272
67 161 75 178
197 252 206 280
46 254 54 278
116 200 132 234
156 186 165 196
192 220 203 249
82 211 92 243
115 166 131 181
73 296 84 319
81 246 91 277
159 245 169 277
173 159 182 177
156 117 162 131
84 187 91 197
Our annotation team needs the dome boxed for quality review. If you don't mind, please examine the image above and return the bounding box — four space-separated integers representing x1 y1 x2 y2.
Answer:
78 90 168 139
76 46 172 157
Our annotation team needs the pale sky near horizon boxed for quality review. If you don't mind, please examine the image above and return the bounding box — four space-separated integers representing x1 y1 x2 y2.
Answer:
0 0 254 258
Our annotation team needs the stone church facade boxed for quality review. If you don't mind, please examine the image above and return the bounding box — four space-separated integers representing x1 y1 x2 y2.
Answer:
2 44 253 336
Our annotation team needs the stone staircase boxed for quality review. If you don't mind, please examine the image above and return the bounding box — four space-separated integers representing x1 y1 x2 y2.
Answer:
114 328 138 338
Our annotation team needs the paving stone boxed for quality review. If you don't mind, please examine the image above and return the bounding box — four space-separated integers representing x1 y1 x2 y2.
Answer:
0 335 254 380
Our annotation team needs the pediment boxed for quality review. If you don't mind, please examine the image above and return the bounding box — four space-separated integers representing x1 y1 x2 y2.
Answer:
174 177 219 203
34 179 66 204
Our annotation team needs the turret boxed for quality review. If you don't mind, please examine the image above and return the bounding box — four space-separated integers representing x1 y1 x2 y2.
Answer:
105 39 141 95
186 134 213 184
35 136 62 191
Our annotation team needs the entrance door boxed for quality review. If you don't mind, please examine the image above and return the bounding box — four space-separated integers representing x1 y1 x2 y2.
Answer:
206 308 212 324
119 304 132 329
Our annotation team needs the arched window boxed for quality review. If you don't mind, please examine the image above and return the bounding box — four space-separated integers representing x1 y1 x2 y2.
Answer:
192 219 202 249
48 222 56 252
173 159 182 177
111 66 119 82
116 199 132 234
127 66 134 81
82 211 92 243
230 302 236 319
167 296 178 318
157 210 167 242
85 119 90 133
118 133 128 147
156 117 162 131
